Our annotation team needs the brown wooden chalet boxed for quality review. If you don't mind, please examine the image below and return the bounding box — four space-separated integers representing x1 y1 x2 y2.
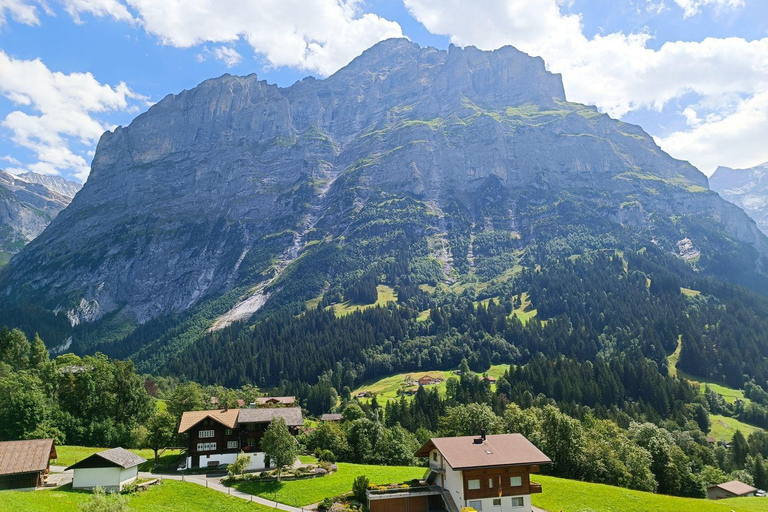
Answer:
0 438 57 490
178 404 303 469
367 431 550 512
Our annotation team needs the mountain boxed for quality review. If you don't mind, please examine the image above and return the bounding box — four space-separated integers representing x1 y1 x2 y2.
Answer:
0 170 81 264
710 162 768 235
2 39 768 374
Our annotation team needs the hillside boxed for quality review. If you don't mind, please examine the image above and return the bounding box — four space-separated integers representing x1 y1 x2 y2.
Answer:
711 162 768 236
0 170 80 264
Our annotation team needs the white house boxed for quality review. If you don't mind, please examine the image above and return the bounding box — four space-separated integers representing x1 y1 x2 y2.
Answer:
368 432 551 512
68 447 146 492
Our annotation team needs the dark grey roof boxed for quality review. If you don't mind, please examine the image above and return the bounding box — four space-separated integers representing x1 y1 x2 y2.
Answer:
237 407 304 426
67 447 146 470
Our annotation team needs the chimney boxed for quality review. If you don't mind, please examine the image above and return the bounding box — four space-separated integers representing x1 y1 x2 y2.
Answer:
480 428 487 441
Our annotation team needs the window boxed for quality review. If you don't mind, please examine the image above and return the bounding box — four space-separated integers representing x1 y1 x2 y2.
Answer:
468 501 483 511
433 452 438 461
510 476 522 487
493 499 502 507
196 442 217 452
225 429 233 436
227 441 239 449
489 478 493 488
511 497 524 508
199 429 215 438
468 479 481 490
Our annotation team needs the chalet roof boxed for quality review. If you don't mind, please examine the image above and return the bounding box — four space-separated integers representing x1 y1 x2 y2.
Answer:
708 480 758 496
238 407 304 426
321 413 343 421
256 396 296 405
178 408 240 433
0 439 56 476
67 447 146 470
415 434 551 470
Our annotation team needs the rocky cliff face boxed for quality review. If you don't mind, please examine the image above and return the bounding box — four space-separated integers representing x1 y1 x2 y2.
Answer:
0 170 80 263
2 39 767 342
710 162 768 236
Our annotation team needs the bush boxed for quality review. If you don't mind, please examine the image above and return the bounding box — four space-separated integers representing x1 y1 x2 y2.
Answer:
318 498 334 511
227 452 250 477
319 449 337 462
353 475 370 503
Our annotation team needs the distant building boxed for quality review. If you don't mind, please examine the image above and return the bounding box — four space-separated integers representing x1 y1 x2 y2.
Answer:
418 375 443 386
707 480 758 499
178 405 303 470
0 439 57 490
321 413 343 422
256 396 296 406
705 436 716 446
368 432 551 512
68 447 146 492
484 376 497 383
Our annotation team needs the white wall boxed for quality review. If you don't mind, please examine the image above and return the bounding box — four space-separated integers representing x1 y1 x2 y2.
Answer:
464 495 532 512
185 451 272 471
443 460 464 510
72 466 138 492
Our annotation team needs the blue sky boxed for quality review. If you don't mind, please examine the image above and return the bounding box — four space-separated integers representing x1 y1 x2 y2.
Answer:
0 0 766 182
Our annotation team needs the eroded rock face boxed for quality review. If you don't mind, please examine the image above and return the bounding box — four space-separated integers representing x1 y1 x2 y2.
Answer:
711 162 768 236
2 38 766 326
0 170 80 260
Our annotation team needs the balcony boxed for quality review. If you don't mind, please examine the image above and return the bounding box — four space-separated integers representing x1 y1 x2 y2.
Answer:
367 485 445 501
429 462 445 473
530 482 543 494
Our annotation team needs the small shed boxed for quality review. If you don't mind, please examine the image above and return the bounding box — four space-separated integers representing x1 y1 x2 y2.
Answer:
0 438 57 490
321 413 343 422
707 480 758 499
68 447 146 492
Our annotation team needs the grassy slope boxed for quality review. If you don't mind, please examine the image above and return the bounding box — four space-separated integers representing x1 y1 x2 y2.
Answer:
232 462 424 506
306 285 398 317
532 475 765 512
53 446 182 471
2 481 272 512
667 338 764 441
351 364 510 404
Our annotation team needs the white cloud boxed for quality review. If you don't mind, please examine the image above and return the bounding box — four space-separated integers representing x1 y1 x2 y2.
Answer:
0 52 145 182
59 0 134 23
197 45 242 68
673 0 744 18
658 92 768 174
0 0 42 25
404 0 768 174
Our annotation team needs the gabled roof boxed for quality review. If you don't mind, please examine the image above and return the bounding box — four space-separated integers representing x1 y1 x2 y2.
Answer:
321 413 343 421
708 480 758 496
67 447 146 470
256 396 296 405
0 439 56 476
178 408 240 433
238 407 303 426
415 434 551 470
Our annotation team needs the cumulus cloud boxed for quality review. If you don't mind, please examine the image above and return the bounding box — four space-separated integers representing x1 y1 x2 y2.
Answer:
404 0 768 174
0 52 145 182
0 0 42 25
59 0 134 23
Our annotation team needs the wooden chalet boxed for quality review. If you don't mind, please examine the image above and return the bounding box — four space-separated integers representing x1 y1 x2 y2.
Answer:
0 439 57 490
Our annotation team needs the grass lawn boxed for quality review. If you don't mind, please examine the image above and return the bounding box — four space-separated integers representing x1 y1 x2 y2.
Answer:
351 364 510 404
509 291 538 325
709 414 763 441
532 475 767 512
2 481 273 512
53 446 182 471
232 462 425 506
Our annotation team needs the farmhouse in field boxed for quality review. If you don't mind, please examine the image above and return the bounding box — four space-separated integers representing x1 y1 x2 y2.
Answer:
367 431 550 512
417 375 443 386
68 447 145 492
179 404 303 470
0 438 57 490
707 479 758 499
256 396 296 406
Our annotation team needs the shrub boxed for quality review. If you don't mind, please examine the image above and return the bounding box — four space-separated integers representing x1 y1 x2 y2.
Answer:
353 475 371 503
319 449 337 462
318 498 334 511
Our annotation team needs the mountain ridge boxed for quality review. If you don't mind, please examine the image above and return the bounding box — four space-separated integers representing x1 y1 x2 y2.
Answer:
710 161 768 236
2 38 767 356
